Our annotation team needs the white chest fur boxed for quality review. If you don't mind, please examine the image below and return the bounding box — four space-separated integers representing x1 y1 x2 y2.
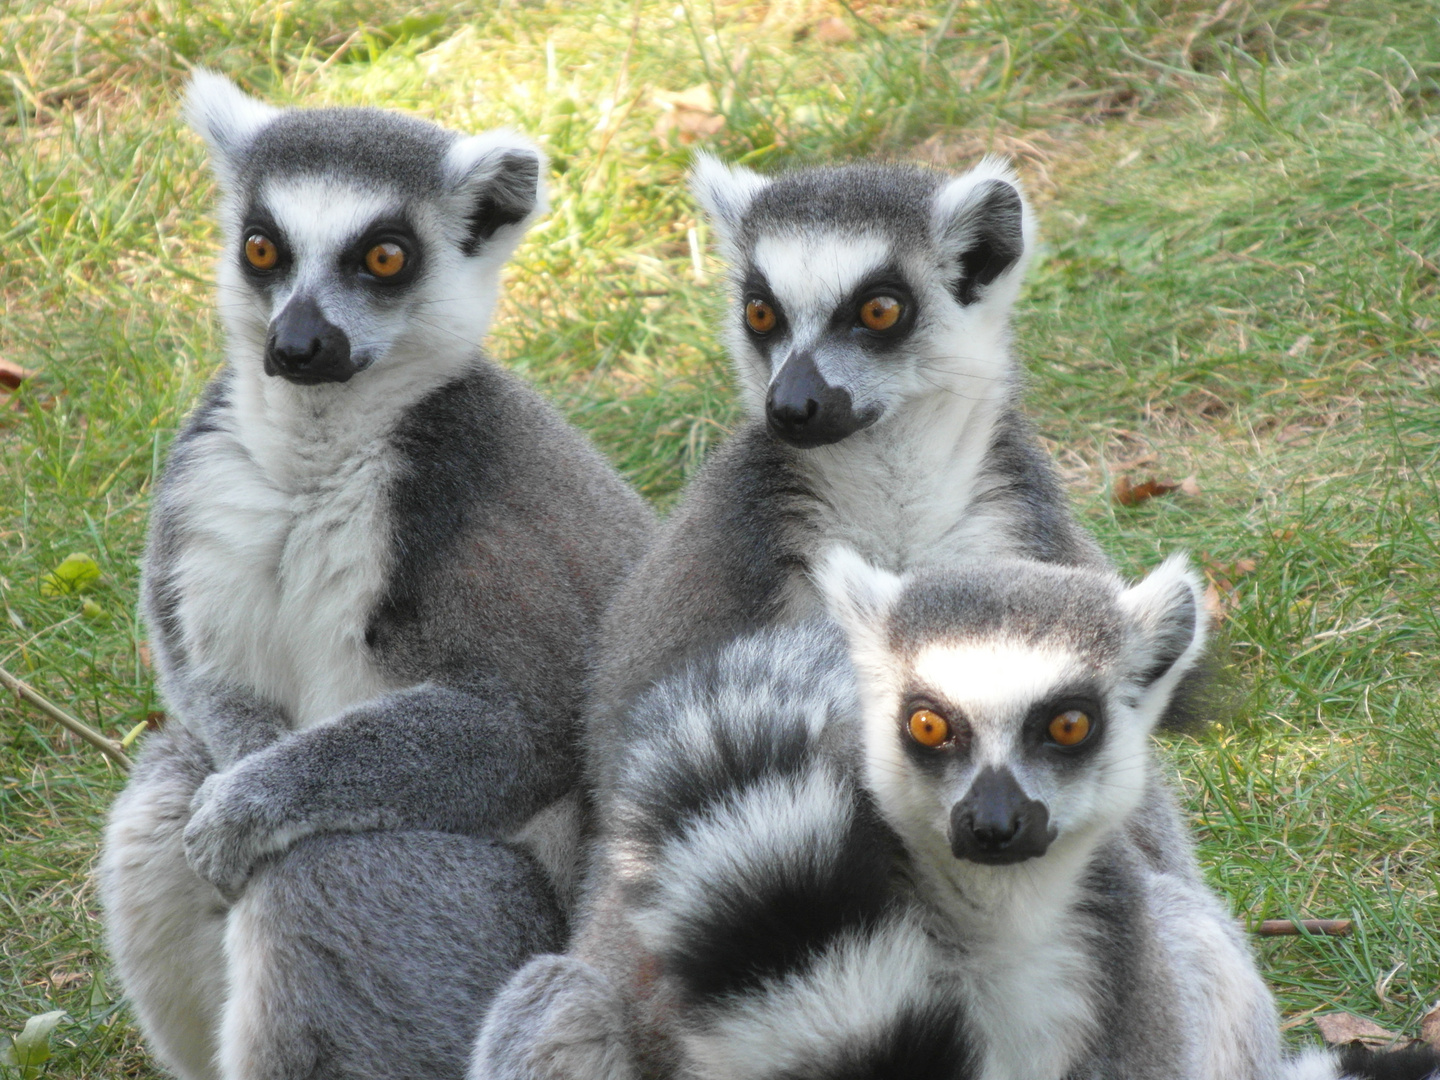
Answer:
167 397 397 730
784 392 1011 621
961 920 1098 1080
916 839 1103 1080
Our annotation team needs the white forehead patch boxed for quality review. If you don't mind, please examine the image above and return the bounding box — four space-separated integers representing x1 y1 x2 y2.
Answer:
257 177 401 263
910 640 1078 717
752 231 892 321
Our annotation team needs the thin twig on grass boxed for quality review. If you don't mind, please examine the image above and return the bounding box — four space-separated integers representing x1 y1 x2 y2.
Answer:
0 662 131 771
1252 919 1354 937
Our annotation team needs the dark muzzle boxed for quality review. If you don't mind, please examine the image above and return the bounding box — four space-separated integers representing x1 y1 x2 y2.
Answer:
265 296 358 384
949 766 1057 864
765 350 877 448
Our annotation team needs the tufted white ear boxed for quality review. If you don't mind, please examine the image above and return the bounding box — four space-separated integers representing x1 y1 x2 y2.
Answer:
813 546 904 658
444 130 547 258
929 156 1036 309
1118 553 1207 709
689 152 770 250
184 70 280 187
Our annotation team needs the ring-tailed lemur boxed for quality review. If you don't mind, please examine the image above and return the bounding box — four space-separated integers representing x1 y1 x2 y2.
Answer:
477 556 1440 1080
98 72 653 1080
816 548 1439 1080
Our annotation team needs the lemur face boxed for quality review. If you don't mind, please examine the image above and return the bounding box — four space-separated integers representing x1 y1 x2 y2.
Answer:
882 635 1125 865
818 550 1205 869
691 155 1035 448
185 73 544 386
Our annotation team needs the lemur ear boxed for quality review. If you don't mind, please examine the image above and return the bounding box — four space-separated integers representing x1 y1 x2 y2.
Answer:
930 156 1035 307
445 132 547 257
813 546 904 654
689 152 769 249
1118 554 1207 696
184 70 279 187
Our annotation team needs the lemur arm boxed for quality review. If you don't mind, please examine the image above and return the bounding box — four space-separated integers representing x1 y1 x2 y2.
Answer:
143 555 289 769
182 677 574 898
165 677 289 769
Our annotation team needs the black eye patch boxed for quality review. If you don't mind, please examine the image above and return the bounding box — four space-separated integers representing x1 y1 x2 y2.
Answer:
238 209 290 279
832 268 917 344
344 218 422 287
740 268 788 341
1023 688 1106 764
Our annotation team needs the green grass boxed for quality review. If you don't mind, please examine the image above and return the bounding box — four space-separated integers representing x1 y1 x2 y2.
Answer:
2 0 1437 1073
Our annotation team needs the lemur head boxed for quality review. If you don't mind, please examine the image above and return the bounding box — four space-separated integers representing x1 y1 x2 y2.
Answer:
818 549 1205 870
185 71 545 387
690 154 1035 448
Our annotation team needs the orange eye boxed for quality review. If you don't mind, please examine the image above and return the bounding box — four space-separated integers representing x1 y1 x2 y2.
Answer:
1048 710 1091 747
244 234 279 271
859 295 902 332
745 299 777 334
365 242 406 278
908 709 950 748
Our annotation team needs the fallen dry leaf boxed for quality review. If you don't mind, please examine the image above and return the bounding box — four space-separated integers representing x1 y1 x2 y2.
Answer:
653 84 714 113
1205 557 1257 580
812 16 857 43
11 393 57 412
1252 918 1353 937
653 85 725 145
1200 554 1257 622
1313 1013 1400 1049
1202 555 1257 593
1113 475 1180 506
1421 1002 1440 1051
1179 474 1202 497
1203 583 1229 624
0 358 35 391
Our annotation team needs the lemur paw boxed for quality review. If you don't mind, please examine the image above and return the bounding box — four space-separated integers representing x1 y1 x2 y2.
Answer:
182 769 275 900
471 954 637 1080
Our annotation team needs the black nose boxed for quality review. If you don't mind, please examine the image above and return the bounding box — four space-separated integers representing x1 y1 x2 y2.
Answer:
949 766 1057 864
265 296 356 384
770 395 819 430
765 350 877 448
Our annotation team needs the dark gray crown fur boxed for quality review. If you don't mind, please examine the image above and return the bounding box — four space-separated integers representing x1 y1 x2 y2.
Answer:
730 162 946 238
224 108 456 192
